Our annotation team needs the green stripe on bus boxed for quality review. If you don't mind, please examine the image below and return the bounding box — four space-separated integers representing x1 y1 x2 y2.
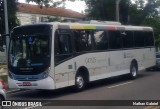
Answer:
84 26 96 29
70 25 96 29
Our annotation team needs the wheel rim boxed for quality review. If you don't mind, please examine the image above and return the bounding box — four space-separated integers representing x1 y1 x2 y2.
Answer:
131 66 137 77
76 76 84 89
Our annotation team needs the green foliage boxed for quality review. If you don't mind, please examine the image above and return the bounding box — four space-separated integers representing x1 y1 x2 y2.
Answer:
119 0 131 24
0 0 19 35
25 0 66 7
85 0 116 20
0 0 19 52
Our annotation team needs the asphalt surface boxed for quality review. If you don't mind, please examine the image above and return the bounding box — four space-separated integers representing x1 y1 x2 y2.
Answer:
3 69 160 109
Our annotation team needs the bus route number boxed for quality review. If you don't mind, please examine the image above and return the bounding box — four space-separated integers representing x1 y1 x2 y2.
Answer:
85 57 96 64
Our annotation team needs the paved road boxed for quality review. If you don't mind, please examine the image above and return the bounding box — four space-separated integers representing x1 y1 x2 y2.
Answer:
3 70 160 109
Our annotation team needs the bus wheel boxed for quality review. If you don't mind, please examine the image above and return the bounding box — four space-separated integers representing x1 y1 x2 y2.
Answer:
129 62 138 79
75 73 86 91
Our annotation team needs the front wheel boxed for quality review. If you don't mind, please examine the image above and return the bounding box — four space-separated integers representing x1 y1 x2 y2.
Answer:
75 73 86 91
128 63 138 79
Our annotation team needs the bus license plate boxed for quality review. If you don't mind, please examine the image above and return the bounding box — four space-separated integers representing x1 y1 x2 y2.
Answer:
23 82 31 86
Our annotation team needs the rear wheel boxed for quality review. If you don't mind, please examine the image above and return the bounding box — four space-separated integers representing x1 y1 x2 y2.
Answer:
128 62 138 79
75 73 86 91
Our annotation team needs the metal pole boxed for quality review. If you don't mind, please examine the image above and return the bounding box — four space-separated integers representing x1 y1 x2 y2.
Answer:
4 0 9 34
116 0 121 21
4 0 9 62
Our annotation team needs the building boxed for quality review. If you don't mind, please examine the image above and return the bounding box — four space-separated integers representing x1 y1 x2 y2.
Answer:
16 3 85 25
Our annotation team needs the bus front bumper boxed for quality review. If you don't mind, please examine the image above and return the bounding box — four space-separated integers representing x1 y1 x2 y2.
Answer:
8 76 56 90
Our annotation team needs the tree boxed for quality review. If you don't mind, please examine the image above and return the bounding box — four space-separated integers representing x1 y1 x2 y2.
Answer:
25 0 66 7
0 0 19 51
85 0 116 21
128 0 160 25
119 0 131 24
0 0 19 35
85 0 131 23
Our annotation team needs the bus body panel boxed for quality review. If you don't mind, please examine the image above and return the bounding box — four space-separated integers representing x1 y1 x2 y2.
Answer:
54 59 75 89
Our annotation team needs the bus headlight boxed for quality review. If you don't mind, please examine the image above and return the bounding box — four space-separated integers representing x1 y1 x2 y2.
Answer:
8 71 13 79
42 70 49 79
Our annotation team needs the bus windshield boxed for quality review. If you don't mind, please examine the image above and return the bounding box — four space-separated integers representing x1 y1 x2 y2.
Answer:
9 25 52 75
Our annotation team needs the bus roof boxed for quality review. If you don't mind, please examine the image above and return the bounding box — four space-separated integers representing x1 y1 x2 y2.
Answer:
15 22 153 31
53 22 153 31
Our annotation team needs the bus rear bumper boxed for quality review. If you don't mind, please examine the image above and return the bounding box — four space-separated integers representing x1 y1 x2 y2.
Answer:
8 76 56 90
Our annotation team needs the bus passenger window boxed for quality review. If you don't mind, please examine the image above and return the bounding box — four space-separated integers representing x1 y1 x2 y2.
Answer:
108 31 122 49
134 31 144 47
73 30 92 52
55 34 72 55
93 30 108 50
122 31 134 48
144 31 154 46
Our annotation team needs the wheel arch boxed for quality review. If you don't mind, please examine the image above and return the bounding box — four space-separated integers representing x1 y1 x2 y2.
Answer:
76 66 90 83
131 59 138 71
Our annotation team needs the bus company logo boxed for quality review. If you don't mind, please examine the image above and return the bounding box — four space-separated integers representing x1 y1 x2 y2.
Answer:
2 101 42 107
2 101 11 106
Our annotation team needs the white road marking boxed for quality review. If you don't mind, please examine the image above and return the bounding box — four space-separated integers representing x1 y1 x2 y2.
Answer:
108 81 133 89
23 102 51 109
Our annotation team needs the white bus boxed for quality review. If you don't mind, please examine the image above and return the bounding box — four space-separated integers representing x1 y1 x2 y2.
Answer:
8 22 156 90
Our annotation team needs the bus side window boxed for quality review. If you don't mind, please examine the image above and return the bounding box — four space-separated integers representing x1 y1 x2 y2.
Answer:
93 30 108 50
55 33 72 55
73 30 92 52
134 31 144 47
108 31 122 49
121 31 134 48
144 31 154 47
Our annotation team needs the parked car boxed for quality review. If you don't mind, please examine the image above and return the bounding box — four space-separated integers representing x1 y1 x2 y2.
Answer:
0 79 6 109
155 52 160 68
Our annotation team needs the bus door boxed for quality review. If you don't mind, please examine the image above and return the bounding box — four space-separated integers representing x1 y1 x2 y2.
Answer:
54 30 75 89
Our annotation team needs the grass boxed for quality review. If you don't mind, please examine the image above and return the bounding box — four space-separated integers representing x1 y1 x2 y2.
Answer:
0 75 8 84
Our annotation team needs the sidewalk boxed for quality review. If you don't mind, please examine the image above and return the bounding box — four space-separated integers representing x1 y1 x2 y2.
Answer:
0 67 12 92
0 67 25 93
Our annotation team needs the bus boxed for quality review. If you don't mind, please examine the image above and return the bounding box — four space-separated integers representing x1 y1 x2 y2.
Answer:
8 21 156 90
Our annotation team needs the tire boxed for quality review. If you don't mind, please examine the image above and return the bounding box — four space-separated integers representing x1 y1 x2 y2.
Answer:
128 62 138 79
75 73 86 91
